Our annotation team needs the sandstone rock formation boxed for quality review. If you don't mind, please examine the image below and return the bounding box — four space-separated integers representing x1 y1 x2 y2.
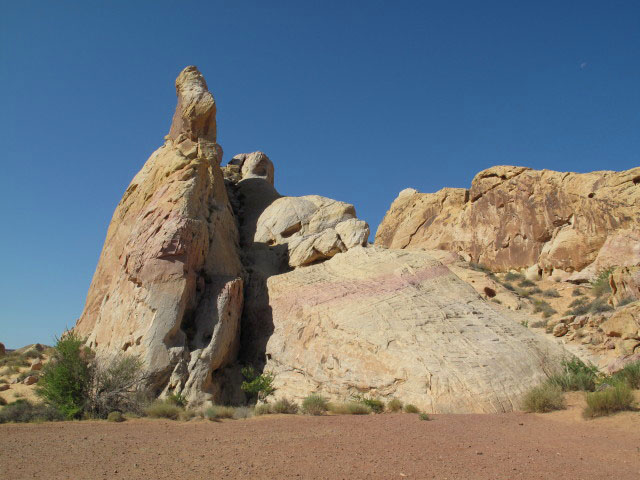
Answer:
609 266 640 306
262 247 566 413
376 166 640 279
75 66 244 403
75 67 570 412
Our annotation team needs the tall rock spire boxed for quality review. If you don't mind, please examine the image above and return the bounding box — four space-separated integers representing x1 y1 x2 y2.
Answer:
168 66 217 143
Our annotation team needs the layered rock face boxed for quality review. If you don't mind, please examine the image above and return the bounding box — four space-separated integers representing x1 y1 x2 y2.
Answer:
76 67 569 412
376 166 640 279
75 67 244 403
263 247 565 413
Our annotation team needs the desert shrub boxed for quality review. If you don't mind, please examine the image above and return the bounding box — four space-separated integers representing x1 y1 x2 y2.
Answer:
86 354 147 418
542 289 560 298
301 394 329 415
167 392 187 407
522 384 565 413
233 406 253 419
491 298 502 304
254 404 271 416
504 272 523 282
501 282 515 291
583 382 634 418
179 409 198 421
387 398 403 412
0 353 30 368
241 365 275 402
588 297 613 314
144 399 182 420
353 395 384 413
591 268 614 298
328 402 372 415
0 396 6 406
520 320 529 328
107 411 125 422
206 405 235 420
572 289 583 297
518 279 536 288
23 349 42 360
617 297 636 308
528 286 543 295
36 332 92 419
609 361 640 389
271 398 299 414
568 297 588 308
0 400 64 423
532 299 557 318
547 358 598 392
403 404 420 413
469 263 492 274
515 287 531 298
419 413 430 421
530 320 547 329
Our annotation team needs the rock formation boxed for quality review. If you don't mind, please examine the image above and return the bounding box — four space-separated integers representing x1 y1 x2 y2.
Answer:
75 67 569 412
75 66 244 403
376 166 640 280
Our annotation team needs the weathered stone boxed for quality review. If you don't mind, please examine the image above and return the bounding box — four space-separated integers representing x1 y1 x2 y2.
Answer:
23 376 38 385
30 361 43 371
609 266 640 306
376 166 640 274
600 303 640 339
262 247 566 413
553 323 569 337
0 384 9 391
74 66 244 405
568 231 640 283
229 152 274 185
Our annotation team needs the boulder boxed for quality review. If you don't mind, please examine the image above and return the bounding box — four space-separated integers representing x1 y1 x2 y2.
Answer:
74 66 244 404
376 166 640 274
568 231 640 283
262 247 566 413
553 324 569 337
0 384 9 391
23 376 38 385
600 304 640 339
30 361 43 371
608 266 640 306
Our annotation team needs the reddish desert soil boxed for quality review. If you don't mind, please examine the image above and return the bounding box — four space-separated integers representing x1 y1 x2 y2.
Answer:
2 398 640 480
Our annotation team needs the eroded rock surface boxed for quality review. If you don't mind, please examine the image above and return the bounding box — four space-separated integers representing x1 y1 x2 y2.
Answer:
263 247 566 413
75 66 243 404
376 166 640 277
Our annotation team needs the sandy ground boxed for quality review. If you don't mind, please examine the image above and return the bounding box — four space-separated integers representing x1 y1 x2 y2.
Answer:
2 396 640 480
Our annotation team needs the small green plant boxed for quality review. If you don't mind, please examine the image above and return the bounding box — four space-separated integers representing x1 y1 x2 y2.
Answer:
532 299 557 318
179 409 198 421
107 411 125 422
518 279 536 288
520 320 529 328
241 365 275 402
504 272 524 282
609 361 640 389
352 395 384 413
591 268 614 298
547 358 598 392
144 399 182 420
167 392 187 407
36 332 92 419
205 405 235 420
403 404 419 413
541 289 560 298
328 402 372 415
0 400 64 423
515 287 531 298
301 394 329 415
386 398 403 412
501 282 515 292
271 398 299 414
469 263 492 274
419 413 430 421
522 383 565 413
583 382 634 418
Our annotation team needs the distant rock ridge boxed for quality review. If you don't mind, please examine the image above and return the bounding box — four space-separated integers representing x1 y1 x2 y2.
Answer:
376 165 640 281
75 67 568 412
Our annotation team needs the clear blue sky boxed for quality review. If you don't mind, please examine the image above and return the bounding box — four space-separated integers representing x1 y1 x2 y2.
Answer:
1 1 639 348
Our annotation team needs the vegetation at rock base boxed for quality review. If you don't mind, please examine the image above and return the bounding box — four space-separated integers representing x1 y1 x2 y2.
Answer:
271 397 299 414
386 398 403 412
609 361 640 389
547 358 598 392
240 365 275 402
107 411 125 422
144 399 182 420
591 268 614 298
583 382 634 418
0 399 64 423
205 405 235 420
328 402 372 415
419 413 430 421
352 395 384 413
301 394 329 415
522 384 565 413
532 299 557 318
403 404 420 413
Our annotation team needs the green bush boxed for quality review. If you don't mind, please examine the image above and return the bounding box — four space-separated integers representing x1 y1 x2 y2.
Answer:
0 400 64 423
353 395 384 413
386 398 403 412
233 406 253 419
179 409 198 421
271 398 299 414
542 289 560 298
583 382 634 418
469 263 492 274
501 282 515 292
107 411 125 422
167 392 187 407
588 297 613 314
301 394 329 415
609 361 640 389
515 287 531 298
36 332 92 419
328 402 372 415
504 272 524 282
547 358 598 392
419 413 430 421
240 365 275 402
591 268 614 298
518 279 536 288
532 299 557 318
144 400 182 420
403 404 420 413
522 384 565 413
205 405 235 420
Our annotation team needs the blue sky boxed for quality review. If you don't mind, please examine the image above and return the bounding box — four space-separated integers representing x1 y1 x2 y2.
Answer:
1 1 639 348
